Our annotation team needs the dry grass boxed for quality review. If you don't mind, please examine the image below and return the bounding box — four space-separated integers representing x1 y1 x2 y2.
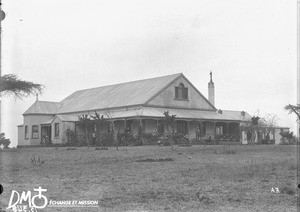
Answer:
0 145 297 212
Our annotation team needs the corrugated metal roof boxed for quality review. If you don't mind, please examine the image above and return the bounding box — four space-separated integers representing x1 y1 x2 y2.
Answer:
23 101 61 115
61 107 251 122
41 115 79 124
56 115 78 122
41 118 54 125
139 107 252 121
57 73 182 113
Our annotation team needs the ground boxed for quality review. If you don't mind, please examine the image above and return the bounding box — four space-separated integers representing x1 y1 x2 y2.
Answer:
0 145 298 212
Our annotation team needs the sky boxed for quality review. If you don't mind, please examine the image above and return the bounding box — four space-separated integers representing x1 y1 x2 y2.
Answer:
1 0 298 147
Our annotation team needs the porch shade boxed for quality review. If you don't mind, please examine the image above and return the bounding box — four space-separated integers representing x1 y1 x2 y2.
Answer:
57 107 251 122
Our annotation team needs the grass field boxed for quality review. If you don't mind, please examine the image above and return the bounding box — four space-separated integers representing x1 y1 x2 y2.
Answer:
0 145 298 212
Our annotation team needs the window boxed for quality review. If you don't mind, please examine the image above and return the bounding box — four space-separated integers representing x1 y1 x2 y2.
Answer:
175 83 188 100
32 125 39 139
54 123 60 138
216 126 223 135
176 121 188 135
25 126 29 139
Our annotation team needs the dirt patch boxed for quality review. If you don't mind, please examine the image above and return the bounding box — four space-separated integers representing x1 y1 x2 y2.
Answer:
66 147 77 150
95 147 109 150
136 158 174 162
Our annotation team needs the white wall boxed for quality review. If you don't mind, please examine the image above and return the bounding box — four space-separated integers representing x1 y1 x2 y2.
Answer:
21 114 54 146
51 117 75 144
17 126 25 145
147 76 214 110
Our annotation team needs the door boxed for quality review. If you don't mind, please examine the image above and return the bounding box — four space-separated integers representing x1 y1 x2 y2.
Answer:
41 125 51 144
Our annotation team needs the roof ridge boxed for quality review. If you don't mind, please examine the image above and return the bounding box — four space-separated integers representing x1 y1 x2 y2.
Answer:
36 100 61 104
143 73 183 104
69 73 182 93
221 109 243 112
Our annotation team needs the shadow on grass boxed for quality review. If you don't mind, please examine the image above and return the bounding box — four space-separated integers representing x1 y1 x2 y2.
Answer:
136 158 174 162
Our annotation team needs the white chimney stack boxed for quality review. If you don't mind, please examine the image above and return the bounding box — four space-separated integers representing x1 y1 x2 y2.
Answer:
208 71 215 106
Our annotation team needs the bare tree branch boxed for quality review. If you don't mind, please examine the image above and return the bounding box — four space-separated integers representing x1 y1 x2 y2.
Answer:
284 104 300 120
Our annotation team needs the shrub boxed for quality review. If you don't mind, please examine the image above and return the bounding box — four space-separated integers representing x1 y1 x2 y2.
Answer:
172 133 185 144
279 131 297 145
0 133 10 149
64 129 78 146
30 155 44 166
143 133 162 145
96 133 114 146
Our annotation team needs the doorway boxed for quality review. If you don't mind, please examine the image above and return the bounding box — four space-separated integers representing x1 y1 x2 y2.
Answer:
41 125 51 144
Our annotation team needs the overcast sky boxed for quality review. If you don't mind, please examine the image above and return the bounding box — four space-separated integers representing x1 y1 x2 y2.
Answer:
2 0 298 147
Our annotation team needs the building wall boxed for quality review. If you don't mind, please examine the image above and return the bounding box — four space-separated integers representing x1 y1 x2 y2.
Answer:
51 117 63 144
147 76 214 110
17 126 25 145
63 122 76 144
21 114 55 146
51 117 76 144
241 131 247 144
274 128 289 144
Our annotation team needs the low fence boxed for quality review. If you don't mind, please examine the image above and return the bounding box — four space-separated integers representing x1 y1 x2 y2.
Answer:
195 132 240 142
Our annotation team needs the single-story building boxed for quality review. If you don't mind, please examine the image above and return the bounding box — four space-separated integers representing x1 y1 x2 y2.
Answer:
17 73 286 146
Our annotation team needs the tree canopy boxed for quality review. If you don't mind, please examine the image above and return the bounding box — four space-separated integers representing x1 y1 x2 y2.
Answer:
0 74 43 98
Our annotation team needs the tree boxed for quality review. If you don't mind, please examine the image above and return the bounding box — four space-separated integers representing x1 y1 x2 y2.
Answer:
105 111 118 149
0 74 43 98
242 113 280 144
258 113 279 134
91 111 106 148
285 104 300 138
163 111 176 146
0 75 44 146
78 114 91 148
250 116 260 145
0 133 10 149
285 104 300 119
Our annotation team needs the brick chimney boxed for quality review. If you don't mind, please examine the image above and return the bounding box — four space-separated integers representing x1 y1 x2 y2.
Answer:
208 71 215 106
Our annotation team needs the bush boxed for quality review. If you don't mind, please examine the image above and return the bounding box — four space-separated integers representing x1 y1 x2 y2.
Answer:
143 133 162 145
96 133 114 146
30 155 45 166
279 131 297 145
0 133 10 149
64 129 80 146
172 133 186 144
